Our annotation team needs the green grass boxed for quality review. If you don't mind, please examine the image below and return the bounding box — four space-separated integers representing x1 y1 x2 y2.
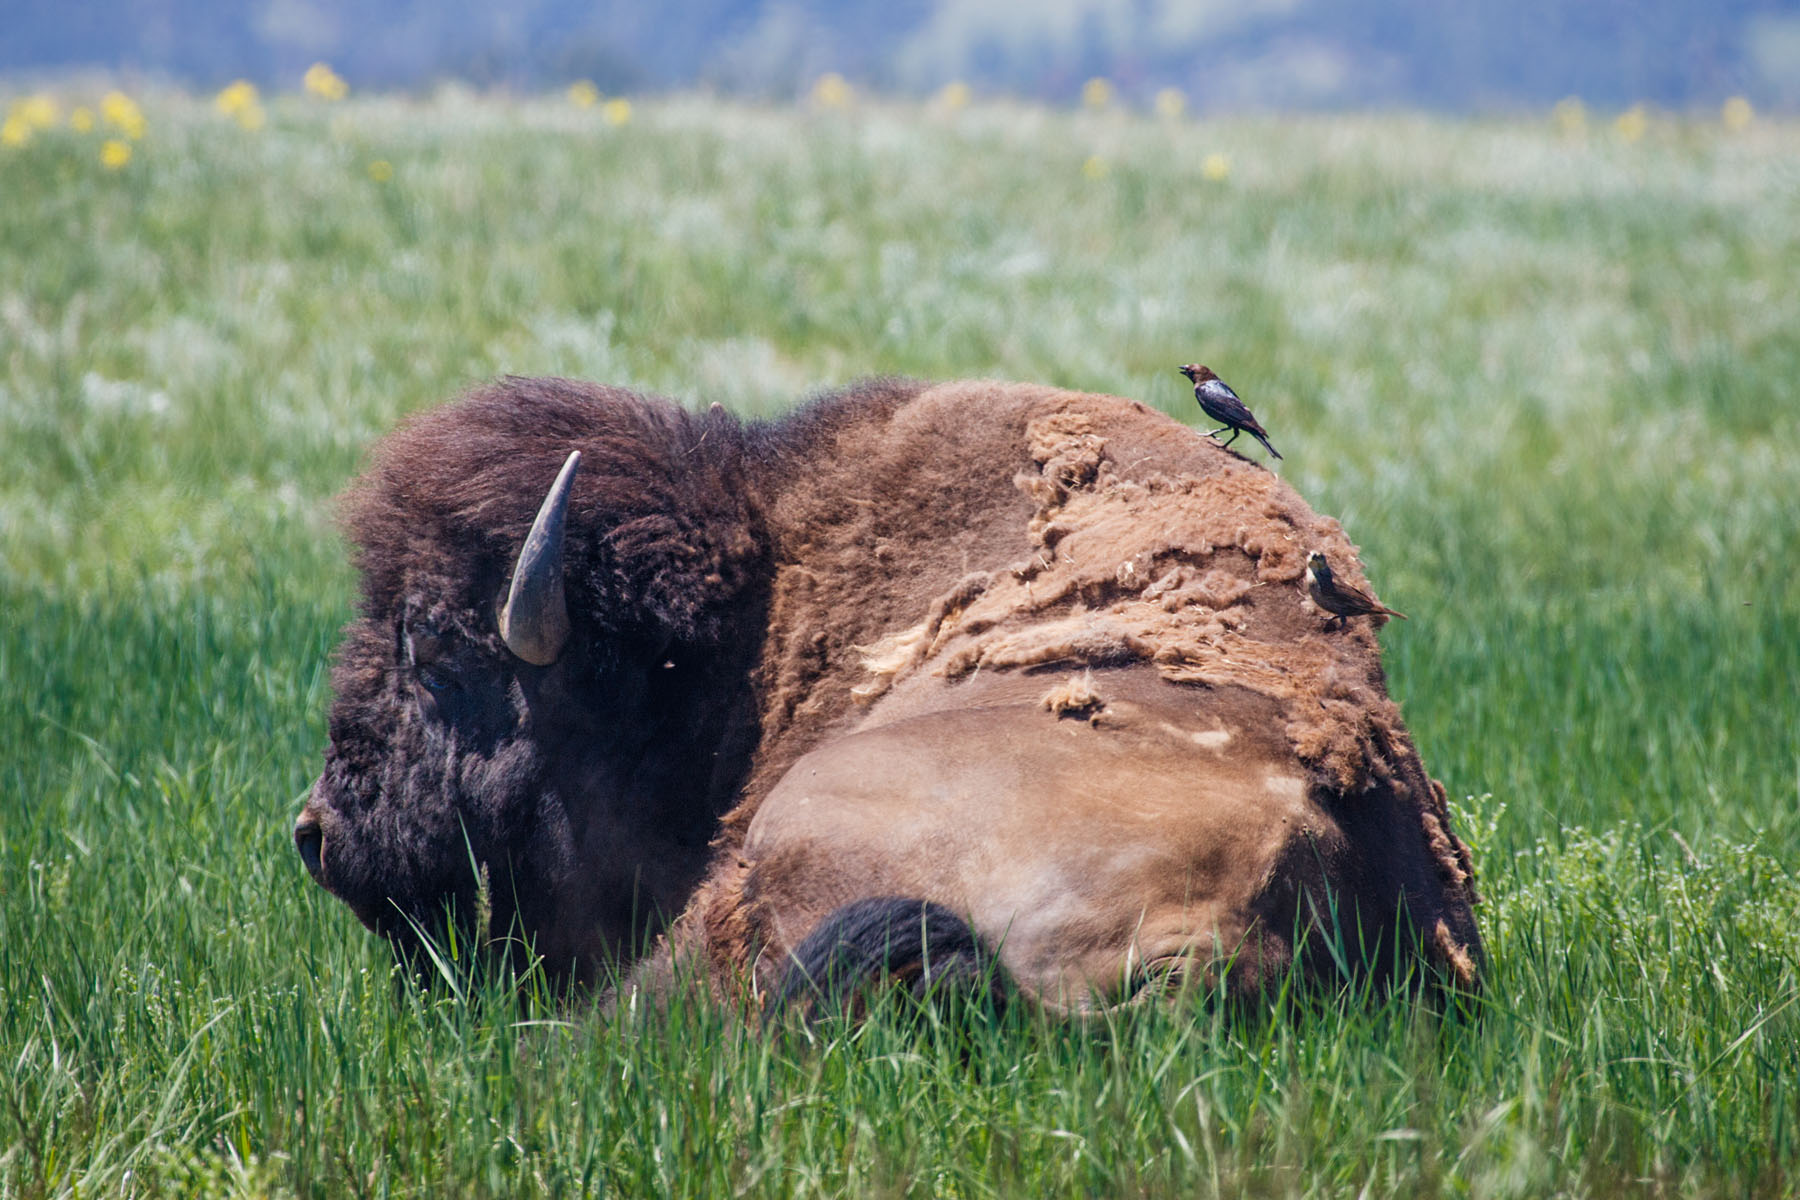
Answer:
2 90 1797 1197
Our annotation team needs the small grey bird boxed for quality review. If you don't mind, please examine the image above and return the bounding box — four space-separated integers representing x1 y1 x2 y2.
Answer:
1305 551 1407 627
1178 364 1281 459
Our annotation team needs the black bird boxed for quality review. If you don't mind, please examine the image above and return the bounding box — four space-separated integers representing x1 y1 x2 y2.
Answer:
1178 364 1281 459
1304 551 1407 628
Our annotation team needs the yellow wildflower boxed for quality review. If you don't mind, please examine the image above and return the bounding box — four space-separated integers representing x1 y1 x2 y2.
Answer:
1722 95 1753 131
215 80 257 115
812 73 852 109
936 81 971 111
215 80 266 130
1614 104 1647 143
567 80 599 108
15 94 58 130
1201 152 1230 181
367 159 393 182
101 91 146 139
1154 87 1186 119
100 139 132 169
70 106 95 132
1082 77 1112 109
1552 96 1586 136
1082 155 1109 180
304 62 349 101
0 116 29 148
602 97 632 126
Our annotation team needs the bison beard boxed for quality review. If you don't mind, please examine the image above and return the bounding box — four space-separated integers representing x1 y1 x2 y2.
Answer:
299 375 1483 1010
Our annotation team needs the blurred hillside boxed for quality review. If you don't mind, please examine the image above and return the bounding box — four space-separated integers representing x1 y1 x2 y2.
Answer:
7 0 1799 109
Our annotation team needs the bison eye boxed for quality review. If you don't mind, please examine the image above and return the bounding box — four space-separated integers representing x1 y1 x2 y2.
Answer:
413 663 463 719
419 664 459 694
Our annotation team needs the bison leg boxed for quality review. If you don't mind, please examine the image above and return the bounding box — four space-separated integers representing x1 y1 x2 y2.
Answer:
773 897 1008 1020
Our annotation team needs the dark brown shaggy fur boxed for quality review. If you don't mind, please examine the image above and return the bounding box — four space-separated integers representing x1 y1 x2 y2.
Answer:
311 379 784 976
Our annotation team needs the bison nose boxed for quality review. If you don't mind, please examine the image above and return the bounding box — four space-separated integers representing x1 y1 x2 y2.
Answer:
294 816 325 881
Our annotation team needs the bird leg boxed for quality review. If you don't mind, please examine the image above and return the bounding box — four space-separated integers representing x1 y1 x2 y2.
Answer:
1222 429 1241 447
1205 425 1232 439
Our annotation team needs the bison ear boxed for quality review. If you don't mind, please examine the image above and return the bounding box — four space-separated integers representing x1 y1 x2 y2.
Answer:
498 451 579 666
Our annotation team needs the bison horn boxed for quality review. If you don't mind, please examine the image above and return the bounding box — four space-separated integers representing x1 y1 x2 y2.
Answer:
498 450 579 665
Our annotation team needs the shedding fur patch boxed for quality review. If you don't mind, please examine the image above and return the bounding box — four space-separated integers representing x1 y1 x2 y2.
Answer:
856 408 1413 794
849 571 992 704
1040 670 1107 720
1432 918 1479 989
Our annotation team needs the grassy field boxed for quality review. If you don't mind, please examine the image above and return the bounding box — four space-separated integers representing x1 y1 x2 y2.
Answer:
2 88 1797 1197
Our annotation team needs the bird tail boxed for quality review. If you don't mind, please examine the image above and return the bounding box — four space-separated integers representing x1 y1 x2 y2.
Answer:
1253 431 1282 460
1381 605 1408 620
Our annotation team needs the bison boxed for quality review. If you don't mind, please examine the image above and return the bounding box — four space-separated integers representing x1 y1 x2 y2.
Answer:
296 375 1482 1009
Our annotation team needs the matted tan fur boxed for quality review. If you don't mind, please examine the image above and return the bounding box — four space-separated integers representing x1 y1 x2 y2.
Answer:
845 402 1409 791
647 381 1479 1007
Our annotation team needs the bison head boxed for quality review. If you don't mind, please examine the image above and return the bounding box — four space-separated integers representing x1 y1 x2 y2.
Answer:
295 378 768 982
